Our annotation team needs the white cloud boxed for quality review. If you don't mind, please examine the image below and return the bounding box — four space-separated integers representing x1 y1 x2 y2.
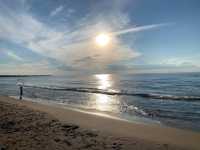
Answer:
68 8 75 14
0 13 44 44
0 1 168 74
161 57 199 67
0 9 139 67
50 5 64 17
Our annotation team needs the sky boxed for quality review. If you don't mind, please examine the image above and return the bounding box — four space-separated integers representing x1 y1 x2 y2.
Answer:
0 0 200 75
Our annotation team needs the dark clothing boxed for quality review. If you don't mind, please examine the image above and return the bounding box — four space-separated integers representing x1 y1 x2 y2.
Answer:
19 86 23 100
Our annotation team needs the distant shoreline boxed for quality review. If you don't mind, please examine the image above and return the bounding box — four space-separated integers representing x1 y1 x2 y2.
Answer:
0 75 51 77
0 72 200 77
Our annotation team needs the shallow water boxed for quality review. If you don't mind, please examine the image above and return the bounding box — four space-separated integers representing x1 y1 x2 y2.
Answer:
0 72 200 131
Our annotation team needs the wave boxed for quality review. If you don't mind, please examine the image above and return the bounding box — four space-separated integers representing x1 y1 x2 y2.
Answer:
23 85 200 101
144 108 200 121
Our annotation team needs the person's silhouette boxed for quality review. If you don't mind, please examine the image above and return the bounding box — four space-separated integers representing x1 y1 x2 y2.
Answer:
19 85 23 100
17 80 24 100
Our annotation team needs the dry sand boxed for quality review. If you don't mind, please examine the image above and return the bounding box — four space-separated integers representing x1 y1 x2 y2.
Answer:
0 96 200 150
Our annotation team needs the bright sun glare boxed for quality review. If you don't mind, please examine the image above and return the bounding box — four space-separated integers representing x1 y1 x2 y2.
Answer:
95 33 110 47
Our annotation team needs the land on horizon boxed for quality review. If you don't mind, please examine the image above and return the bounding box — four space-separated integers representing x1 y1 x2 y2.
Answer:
0 75 51 77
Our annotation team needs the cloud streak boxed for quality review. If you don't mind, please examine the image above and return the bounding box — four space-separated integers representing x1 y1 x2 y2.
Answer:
50 5 64 17
6 51 23 61
112 23 170 36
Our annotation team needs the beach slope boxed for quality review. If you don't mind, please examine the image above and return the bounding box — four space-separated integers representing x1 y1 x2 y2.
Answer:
0 96 200 150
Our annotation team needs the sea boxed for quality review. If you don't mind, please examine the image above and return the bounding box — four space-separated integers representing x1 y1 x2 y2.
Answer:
0 72 200 131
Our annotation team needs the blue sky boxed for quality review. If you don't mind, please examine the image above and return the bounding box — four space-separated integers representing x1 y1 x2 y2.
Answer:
0 0 200 75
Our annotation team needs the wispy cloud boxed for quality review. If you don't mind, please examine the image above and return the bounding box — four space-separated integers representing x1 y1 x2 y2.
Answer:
50 5 64 17
0 48 23 62
0 0 170 74
161 57 200 68
0 5 139 68
112 23 171 36
0 61 57 75
6 51 23 61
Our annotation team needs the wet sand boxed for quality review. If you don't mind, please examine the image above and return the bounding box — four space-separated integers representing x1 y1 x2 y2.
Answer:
0 96 200 150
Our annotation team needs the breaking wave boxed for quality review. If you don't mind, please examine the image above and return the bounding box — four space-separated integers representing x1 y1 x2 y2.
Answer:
23 85 200 101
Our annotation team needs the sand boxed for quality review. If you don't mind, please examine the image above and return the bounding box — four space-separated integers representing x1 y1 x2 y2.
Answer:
0 96 200 150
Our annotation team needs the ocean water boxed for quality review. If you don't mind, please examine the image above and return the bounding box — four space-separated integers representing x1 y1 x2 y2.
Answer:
0 72 200 131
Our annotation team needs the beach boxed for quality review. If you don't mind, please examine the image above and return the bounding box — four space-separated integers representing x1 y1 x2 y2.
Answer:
0 96 200 150
1 0 200 149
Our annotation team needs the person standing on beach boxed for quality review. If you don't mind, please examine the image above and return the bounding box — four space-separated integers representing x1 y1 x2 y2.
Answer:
17 80 24 100
19 85 23 100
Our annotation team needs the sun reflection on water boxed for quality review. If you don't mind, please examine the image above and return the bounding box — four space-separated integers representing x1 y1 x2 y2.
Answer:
95 74 112 90
90 74 118 112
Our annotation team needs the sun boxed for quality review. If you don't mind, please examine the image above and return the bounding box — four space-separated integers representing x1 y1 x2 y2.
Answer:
95 33 110 47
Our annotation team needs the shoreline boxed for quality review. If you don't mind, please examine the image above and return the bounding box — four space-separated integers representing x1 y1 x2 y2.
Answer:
10 96 199 132
1 96 200 150
13 96 161 125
